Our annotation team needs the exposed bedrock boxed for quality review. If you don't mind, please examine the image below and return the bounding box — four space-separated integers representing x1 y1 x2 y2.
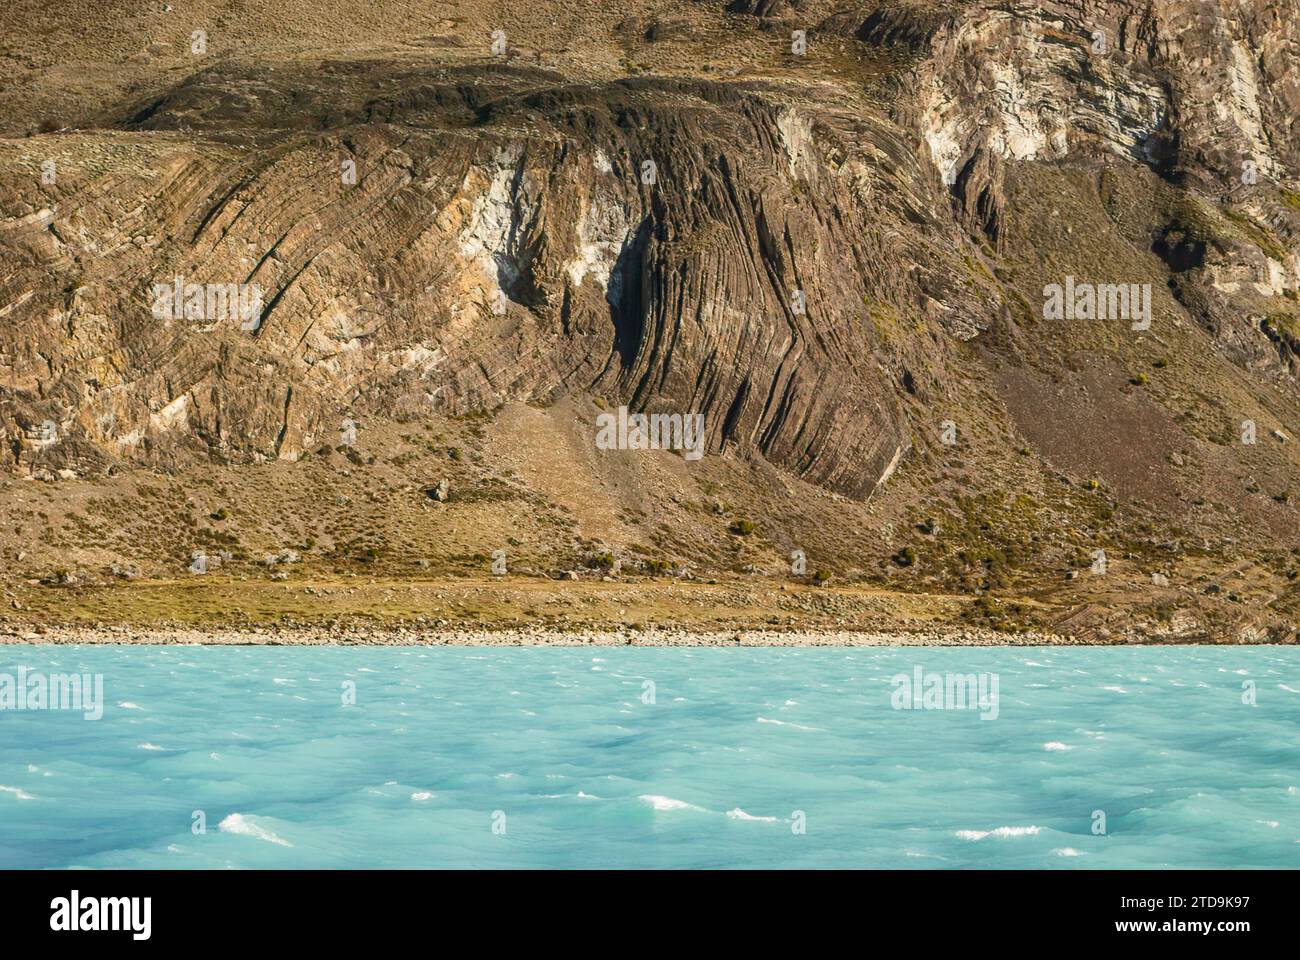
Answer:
3 70 1003 497
1 0 1298 504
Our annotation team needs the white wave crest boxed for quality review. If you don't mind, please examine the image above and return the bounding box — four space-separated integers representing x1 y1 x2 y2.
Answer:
757 716 825 732
218 813 293 847
639 794 705 813
956 825 1041 841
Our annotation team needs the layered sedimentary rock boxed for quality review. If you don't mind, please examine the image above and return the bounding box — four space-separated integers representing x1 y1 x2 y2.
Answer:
0 0 1297 503
2 63 977 498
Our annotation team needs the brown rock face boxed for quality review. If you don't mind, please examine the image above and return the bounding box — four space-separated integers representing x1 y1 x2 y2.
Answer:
0 0 1294 528
4 59 977 498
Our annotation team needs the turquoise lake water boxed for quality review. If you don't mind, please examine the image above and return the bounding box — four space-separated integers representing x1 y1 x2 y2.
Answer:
1 644 1297 868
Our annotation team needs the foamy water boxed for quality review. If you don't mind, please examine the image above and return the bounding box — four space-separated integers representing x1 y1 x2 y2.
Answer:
1 644 1297 868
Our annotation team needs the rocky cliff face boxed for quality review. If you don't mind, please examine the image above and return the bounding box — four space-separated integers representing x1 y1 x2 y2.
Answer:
855 0 1300 366
1 60 974 499
3 1 1296 474
1 0 1299 638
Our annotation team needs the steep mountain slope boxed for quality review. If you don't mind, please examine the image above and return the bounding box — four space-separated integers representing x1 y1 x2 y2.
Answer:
1 0 1298 640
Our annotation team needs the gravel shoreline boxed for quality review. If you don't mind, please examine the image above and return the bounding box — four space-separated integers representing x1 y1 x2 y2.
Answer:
0 625 1095 646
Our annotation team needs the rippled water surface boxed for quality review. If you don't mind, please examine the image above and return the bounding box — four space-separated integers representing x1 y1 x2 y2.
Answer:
1 645 1297 868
